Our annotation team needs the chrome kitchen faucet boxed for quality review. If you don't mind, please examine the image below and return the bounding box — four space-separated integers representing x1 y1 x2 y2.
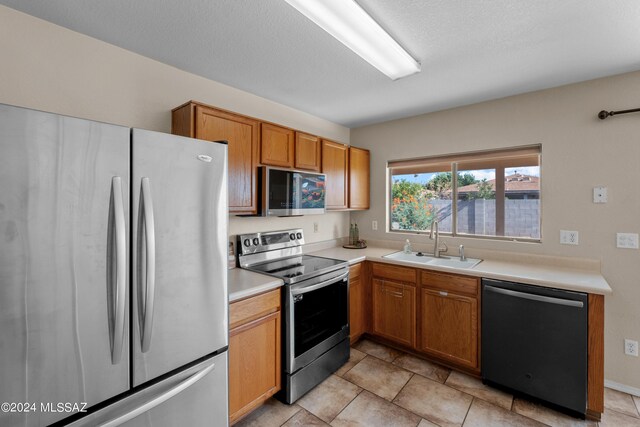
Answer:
429 220 448 258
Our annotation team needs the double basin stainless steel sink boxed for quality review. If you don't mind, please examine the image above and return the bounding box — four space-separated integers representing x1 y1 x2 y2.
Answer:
382 251 482 269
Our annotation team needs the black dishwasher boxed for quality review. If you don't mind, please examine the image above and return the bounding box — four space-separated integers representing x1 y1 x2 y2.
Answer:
482 278 588 415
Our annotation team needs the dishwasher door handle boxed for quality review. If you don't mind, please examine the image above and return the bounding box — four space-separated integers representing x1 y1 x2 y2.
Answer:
485 285 584 308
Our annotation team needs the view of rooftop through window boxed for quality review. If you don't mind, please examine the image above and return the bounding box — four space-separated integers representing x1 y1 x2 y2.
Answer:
390 155 541 240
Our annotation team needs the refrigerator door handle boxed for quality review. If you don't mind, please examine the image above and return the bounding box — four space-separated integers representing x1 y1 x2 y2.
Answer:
137 177 156 353
108 177 127 364
99 361 216 427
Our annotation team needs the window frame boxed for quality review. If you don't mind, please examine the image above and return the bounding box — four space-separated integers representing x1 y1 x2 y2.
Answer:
387 145 542 242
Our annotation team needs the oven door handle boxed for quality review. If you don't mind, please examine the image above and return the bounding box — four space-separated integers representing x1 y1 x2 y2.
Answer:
291 271 349 296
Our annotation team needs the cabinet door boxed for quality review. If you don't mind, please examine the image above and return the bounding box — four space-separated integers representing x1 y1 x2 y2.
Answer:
261 123 294 168
348 146 370 209
229 311 281 423
295 132 321 171
194 105 259 214
349 264 364 344
420 288 478 369
372 279 416 348
322 139 349 209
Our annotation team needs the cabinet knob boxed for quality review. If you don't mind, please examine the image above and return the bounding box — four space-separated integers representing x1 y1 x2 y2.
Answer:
439 291 448 297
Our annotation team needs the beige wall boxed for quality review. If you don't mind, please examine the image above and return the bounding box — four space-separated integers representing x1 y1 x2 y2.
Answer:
351 70 640 390
0 5 350 243
3 2 639 390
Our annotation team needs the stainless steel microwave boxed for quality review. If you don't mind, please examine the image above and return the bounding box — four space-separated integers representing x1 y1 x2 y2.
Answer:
261 167 326 216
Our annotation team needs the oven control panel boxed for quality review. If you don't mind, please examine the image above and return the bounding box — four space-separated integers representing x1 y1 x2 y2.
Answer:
237 228 305 255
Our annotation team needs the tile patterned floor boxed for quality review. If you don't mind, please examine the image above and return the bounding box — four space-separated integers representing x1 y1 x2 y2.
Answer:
235 339 640 427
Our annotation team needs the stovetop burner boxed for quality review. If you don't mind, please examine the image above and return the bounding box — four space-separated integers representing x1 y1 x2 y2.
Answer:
237 229 348 284
247 255 346 284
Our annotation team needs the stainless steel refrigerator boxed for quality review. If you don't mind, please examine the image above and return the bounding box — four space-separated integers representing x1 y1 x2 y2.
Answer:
0 104 229 427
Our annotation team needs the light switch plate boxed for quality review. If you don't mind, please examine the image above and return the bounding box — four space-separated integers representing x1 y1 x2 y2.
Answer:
593 187 607 203
616 233 639 249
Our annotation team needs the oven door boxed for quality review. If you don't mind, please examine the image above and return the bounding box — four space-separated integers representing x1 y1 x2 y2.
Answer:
285 269 349 374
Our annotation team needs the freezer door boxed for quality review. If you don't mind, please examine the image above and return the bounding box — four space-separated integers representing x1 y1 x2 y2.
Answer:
131 129 228 386
68 352 229 427
0 104 130 427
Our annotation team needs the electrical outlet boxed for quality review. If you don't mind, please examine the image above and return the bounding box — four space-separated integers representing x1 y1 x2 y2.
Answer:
593 187 608 203
313 222 319 233
616 233 639 249
625 339 638 357
560 230 579 245
372 220 378 231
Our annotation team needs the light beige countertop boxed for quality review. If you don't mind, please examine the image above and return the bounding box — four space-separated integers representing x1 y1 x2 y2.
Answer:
309 246 613 295
227 243 612 302
228 268 283 303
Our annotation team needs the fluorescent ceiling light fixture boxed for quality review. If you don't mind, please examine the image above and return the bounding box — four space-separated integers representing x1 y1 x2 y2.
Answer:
284 0 421 80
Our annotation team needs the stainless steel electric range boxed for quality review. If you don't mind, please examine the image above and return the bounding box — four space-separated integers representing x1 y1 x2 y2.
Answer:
237 229 350 403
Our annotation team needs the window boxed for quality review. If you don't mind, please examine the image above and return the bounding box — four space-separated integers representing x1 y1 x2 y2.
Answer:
389 145 541 241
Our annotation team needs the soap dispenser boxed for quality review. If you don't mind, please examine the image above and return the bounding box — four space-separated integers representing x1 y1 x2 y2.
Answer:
403 239 412 254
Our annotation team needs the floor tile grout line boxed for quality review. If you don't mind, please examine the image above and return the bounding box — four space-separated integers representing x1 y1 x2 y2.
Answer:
389 373 451 427
263 350 630 427
326 387 365 425
278 405 303 427
605 405 640 419
352 343 606 426
357 349 402 364
390 372 415 404
460 396 475 427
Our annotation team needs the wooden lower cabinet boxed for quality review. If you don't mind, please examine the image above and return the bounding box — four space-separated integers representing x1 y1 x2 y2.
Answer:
419 270 479 371
228 289 281 424
349 263 364 344
372 278 416 348
363 262 604 419
419 288 478 370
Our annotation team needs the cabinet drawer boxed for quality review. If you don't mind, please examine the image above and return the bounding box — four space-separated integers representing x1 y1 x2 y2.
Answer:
420 270 478 296
372 263 416 284
230 289 281 330
349 263 362 280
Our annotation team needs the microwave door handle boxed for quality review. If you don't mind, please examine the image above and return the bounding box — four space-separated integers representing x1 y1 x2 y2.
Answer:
291 271 349 296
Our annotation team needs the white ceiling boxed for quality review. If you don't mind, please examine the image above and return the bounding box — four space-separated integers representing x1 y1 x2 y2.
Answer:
2 0 640 128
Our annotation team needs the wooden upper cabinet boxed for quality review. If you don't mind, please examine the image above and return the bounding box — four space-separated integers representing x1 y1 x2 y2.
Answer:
295 132 321 171
348 147 370 210
322 139 349 210
171 102 260 214
261 123 294 168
